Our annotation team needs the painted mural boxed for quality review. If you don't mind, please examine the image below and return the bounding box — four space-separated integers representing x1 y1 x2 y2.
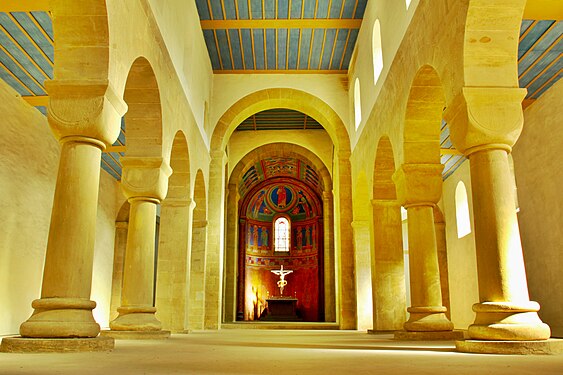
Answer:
238 176 324 322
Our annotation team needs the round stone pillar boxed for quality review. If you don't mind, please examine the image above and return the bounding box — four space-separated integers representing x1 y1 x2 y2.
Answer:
105 157 172 339
0 81 126 353
393 164 460 340
445 87 556 354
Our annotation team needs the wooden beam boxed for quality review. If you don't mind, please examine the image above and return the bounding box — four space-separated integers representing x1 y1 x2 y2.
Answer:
522 98 536 110
440 148 463 156
201 19 362 30
0 0 50 12
524 0 563 20
22 95 48 106
105 145 126 153
213 69 347 74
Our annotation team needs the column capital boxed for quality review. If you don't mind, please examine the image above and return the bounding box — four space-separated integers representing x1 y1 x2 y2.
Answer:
351 220 369 230
46 79 127 147
121 157 172 201
371 198 399 207
115 221 129 229
444 87 527 155
393 163 443 207
193 220 208 229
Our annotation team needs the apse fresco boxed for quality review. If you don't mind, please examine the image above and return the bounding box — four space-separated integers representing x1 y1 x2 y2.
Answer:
239 157 321 197
238 177 324 322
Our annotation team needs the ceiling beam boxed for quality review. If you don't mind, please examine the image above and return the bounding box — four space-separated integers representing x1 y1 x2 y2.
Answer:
440 148 463 156
22 95 49 106
214 69 347 74
200 19 362 30
105 145 126 153
0 0 50 12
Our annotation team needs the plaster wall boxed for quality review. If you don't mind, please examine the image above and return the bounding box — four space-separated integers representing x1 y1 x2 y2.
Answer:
441 160 479 329
210 74 350 144
227 130 334 178
0 81 118 335
513 79 563 337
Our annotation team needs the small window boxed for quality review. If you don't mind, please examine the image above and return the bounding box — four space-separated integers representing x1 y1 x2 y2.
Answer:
405 0 412 9
274 217 290 252
455 181 471 238
354 78 362 129
372 20 383 85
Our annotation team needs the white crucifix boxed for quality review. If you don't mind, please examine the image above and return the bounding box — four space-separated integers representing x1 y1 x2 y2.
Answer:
270 265 293 296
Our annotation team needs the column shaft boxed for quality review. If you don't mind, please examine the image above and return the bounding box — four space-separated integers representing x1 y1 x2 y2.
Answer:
467 148 550 340
20 137 104 338
322 192 336 322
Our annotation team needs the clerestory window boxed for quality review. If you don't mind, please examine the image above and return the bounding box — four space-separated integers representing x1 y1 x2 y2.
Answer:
274 217 290 252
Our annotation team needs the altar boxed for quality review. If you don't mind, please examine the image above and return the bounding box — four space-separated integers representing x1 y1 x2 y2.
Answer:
262 297 301 321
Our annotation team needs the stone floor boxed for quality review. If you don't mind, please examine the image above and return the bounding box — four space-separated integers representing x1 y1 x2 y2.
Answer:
1 330 562 374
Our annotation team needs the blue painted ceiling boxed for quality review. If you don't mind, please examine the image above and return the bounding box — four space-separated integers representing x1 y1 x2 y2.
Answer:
195 0 367 72
0 9 560 181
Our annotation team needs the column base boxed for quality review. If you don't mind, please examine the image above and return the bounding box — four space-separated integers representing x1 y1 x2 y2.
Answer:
404 306 454 332
99 330 170 340
0 336 114 353
395 330 465 341
456 339 563 355
19 298 100 338
469 302 551 340
109 306 163 331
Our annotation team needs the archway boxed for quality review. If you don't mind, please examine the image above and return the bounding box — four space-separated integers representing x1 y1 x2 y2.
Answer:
207 89 356 329
188 170 207 330
225 143 335 324
155 131 191 332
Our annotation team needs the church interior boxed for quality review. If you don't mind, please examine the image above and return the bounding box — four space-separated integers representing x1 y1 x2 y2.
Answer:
0 0 562 372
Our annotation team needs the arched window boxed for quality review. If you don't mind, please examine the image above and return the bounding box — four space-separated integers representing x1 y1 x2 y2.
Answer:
455 181 471 238
405 0 412 9
354 78 362 129
274 216 290 252
372 20 383 85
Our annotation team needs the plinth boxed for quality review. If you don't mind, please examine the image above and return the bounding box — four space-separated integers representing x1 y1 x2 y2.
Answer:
0 336 114 353
262 297 301 321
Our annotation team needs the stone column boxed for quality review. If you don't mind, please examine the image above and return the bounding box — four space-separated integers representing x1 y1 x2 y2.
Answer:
223 183 239 323
370 199 405 331
393 164 461 340
189 219 208 330
105 157 172 339
434 208 451 319
322 191 336 322
0 81 126 353
155 198 192 333
446 87 553 354
110 221 128 322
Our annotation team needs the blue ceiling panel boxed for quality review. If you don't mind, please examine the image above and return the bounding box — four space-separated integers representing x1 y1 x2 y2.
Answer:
0 48 45 95
354 0 368 19
0 64 30 95
320 29 336 69
277 28 287 69
31 12 52 40
290 0 303 19
278 0 290 19
253 29 265 69
237 1 250 19
298 29 312 69
331 29 348 69
241 29 255 69
329 0 344 19
202 30 221 69
342 0 356 19
533 71 562 98
264 0 276 19
316 1 329 18
195 0 211 20
250 0 263 19
216 30 233 69
288 29 299 69
528 62 562 98
309 29 324 69
520 19 534 37
223 0 237 19
12 12 53 63
266 29 276 69
210 1 224 20
303 0 316 19
520 49 560 87
519 20 554 59
229 29 244 69
341 29 357 68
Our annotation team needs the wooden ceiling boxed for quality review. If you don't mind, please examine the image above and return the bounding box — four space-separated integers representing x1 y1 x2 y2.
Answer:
195 0 367 73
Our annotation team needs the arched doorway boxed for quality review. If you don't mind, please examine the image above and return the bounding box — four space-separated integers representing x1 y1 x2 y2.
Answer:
238 172 324 322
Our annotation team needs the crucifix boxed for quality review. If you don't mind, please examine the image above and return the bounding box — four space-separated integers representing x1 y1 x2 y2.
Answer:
270 265 293 296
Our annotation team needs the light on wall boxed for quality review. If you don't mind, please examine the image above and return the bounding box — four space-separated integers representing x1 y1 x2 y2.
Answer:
354 78 362 129
405 0 412 9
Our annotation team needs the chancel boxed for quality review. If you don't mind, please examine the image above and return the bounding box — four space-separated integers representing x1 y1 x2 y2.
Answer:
0 0 562 373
